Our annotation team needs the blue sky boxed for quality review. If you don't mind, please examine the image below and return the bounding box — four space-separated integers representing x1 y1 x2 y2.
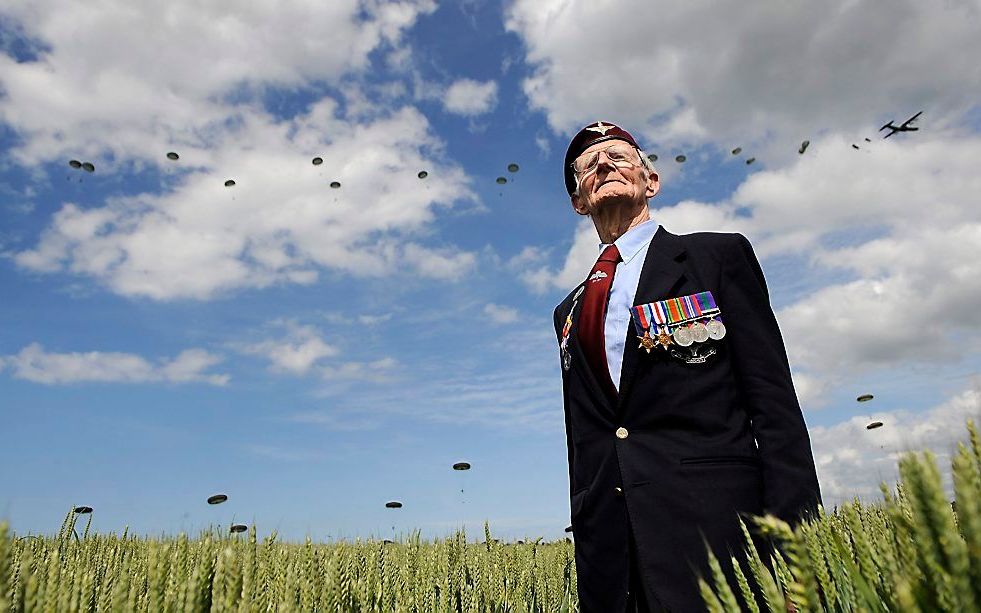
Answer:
2 0 980 541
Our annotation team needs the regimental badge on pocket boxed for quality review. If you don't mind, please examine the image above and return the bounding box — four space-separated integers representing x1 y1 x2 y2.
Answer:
630 291 726 364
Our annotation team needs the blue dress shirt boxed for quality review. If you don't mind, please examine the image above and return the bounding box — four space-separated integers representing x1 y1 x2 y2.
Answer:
601 217 658 390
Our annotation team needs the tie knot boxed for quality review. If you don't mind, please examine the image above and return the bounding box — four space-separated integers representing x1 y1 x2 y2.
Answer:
598 244 621 264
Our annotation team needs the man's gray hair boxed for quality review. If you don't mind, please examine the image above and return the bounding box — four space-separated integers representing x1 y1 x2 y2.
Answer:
572 147 658 197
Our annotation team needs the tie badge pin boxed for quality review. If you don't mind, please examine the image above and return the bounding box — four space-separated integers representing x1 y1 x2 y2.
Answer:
588 270 608 283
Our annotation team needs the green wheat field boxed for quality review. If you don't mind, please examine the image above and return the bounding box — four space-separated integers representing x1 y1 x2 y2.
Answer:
2 421 979 612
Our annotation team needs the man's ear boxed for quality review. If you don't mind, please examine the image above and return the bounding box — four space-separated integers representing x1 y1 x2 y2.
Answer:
571 193 589 216
645 171 661 199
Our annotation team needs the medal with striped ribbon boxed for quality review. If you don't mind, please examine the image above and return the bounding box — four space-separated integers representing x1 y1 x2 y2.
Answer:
630 291 725 353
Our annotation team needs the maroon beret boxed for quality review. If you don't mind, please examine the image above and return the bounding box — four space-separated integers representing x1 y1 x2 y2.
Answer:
564 121 642 195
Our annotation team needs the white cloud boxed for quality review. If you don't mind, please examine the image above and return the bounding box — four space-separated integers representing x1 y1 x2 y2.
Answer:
778 225 981 377
505 0 981 155
0 342 228 385
443 79 499 116
236 321 398 380
401 242 477 280
791 371 833 409
507 246 547 269
320 356 398 382
2 0 477 300
239 322 338 375
810 386 981 506
357 313 393 326
484 303 519 324
520 218 597 294
0 0 437 164
13 105 477 299
534 133 551 158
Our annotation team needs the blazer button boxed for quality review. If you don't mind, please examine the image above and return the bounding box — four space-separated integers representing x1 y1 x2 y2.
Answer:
615 427 629 439
614 486 623 497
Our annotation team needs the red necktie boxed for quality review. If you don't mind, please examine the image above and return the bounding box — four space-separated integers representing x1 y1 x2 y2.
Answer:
578 244 621 396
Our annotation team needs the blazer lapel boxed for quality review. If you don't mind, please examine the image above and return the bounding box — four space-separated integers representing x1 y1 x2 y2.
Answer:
616 226 687 411
568 283 618 415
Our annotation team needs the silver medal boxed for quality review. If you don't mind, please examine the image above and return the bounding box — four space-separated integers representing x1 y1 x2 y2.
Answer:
691 321 710 343
706 319 726 340
672 325 694 347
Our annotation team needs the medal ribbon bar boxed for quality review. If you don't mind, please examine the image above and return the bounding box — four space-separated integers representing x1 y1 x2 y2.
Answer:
631 291 721 334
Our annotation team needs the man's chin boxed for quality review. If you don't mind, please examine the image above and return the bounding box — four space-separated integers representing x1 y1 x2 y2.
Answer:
590 192 633 212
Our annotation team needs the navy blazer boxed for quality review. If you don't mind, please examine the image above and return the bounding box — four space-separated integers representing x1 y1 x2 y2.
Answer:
553 226 821 612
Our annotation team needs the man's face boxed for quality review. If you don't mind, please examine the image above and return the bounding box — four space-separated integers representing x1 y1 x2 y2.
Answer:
570 139 659 216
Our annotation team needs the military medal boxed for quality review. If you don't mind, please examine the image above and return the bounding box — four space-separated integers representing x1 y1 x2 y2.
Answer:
637 330 657 353
559 285 586 371
706 318 726 340
672 325 694 347
690 321 710 343
560 315 573 372
561 344 572 370
655 328 674 348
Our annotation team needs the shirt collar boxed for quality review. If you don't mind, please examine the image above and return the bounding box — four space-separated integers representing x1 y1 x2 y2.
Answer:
599 217 658 264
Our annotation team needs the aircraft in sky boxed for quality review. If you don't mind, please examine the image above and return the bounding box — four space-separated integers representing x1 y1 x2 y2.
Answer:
879 111 923 139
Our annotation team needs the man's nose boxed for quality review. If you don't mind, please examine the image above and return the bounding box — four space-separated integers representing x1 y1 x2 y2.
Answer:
595 152 619 171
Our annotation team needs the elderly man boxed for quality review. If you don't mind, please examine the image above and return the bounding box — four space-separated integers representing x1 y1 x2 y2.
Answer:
553 121 821 612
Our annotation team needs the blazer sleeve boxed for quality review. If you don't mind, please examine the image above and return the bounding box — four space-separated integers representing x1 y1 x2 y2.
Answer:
721 234 822 524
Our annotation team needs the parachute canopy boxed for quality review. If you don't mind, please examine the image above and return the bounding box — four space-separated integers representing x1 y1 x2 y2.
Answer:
166 152 179 161
81 162 95 173
507 163 520 173
731 147 742 155
207 494 228 505
452 462 471 471
646 153 657 163
230 524 248 533
745 158 756 165
674 155 686 163
866 421 884 430
798 140 810 155
385 501 403 509
224 179 236 187
495 176 507 185
418 170 428 179
68 160 82 169
74 506 93 514
312 157 323 166
857 394 874 402
329 181 341 189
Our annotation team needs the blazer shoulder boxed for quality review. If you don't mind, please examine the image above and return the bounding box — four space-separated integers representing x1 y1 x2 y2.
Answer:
670 230 751 264
554 283 584 315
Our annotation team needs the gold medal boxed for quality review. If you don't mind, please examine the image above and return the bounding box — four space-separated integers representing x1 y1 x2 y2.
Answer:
655 330 673 349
